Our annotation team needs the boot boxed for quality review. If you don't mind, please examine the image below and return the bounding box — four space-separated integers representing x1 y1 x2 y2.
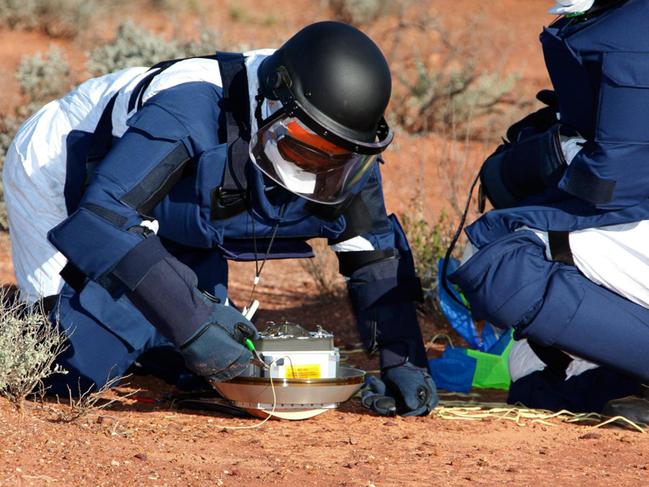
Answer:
602 386 649 426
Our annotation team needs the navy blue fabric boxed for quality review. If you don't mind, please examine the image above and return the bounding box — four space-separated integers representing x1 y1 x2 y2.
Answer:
111 235 169 291
467 0 649 243
64 130 95 214
216 52 250 190
44 283 171 395
553 0 649 209
347 214 426 369
127 255 213 345
455 2 649 389
48 206 144 281
218 238 314 261
508 367 642 413
450 230 649 382
499 124 566 201
163 239 230 303
47 63 423 390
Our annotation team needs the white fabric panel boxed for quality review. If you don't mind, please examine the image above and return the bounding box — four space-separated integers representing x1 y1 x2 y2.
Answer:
330 236 375 253
569 221 649 309
524 222 649 310
560 135 586 165
142 58 224 103
111 58 227 137
460 240 477 265
508 338 599 382
549 0 595 14
4 68 147 303
508 339 546 382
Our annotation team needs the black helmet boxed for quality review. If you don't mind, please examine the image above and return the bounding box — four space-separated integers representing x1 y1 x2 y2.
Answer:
251 21 394 204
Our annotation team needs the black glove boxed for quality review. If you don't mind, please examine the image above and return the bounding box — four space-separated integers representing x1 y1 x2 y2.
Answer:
179 301 258 382
506 89 558 143
118 238 259 383
480 122 568 209
362 362 438 417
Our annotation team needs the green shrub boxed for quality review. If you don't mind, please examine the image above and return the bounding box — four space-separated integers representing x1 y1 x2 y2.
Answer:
401 209 454 315
87 21 221 76
0 296 67 410
16 46 72 109
394 55 518 135
300 240 346 301
326 0 393 25
0 0 97 38
364 6 522 137
0 0 37 29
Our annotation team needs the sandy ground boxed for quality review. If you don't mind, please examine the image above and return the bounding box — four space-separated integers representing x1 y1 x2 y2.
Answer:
2 1 648 486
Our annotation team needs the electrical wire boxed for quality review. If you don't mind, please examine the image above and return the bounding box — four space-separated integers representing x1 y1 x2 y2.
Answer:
440 170 481 309
217 353 314 430
246 204 287 311
218 358 280 430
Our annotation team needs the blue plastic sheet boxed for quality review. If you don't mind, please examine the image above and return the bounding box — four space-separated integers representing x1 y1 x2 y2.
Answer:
438 258 503 351
430 258 512 392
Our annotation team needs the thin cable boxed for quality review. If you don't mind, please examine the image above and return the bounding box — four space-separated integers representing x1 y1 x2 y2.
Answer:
247 204 287 309
441 170 481 309
219 359 280 430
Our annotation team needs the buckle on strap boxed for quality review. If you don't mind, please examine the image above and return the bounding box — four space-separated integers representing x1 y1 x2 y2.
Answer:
548 230 575 266
210 186 248 220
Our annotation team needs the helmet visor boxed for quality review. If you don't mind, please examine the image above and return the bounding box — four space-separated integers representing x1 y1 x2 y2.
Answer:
251 117 376 204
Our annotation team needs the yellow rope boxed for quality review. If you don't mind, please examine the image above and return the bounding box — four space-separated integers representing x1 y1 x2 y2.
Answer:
433 402 646 433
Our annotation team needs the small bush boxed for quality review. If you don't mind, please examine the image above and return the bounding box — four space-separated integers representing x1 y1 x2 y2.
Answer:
87 21 221 76
0 0 37 29
0 295 67 410
16 46 72 109
0 0 97 38
394 56 518 135
48 374 132 423
300 240 346 301
401 209 454 315
374 7 521 137
326 0 392 25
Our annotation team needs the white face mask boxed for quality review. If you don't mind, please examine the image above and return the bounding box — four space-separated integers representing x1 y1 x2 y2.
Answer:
249 129 319 195
266 149 318 194
549 0 595 14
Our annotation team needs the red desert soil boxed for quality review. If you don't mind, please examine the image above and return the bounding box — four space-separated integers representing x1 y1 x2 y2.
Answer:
2 1 648 486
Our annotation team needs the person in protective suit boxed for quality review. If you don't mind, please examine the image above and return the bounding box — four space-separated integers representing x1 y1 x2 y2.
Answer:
449 0 649 418
3 21 437 417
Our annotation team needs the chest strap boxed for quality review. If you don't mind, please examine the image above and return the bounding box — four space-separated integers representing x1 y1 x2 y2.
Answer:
211 52 251 220
98 52 252 221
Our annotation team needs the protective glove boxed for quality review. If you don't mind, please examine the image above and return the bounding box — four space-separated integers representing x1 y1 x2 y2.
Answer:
506 90 558 143
117 238 259 383
362 362 438 417
179 302 259 382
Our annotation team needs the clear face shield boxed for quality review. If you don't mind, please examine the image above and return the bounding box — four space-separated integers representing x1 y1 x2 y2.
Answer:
250 98 393 205
251 117 378 204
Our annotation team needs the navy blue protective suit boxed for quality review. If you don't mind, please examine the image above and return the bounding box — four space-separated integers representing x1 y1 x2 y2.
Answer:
451 0 649 383
43 53 426 393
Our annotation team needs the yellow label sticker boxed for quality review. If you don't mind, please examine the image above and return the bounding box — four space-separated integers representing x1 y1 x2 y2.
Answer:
285 364 321 379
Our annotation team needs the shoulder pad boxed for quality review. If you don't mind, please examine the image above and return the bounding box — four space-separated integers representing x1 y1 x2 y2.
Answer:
127 102 190 142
